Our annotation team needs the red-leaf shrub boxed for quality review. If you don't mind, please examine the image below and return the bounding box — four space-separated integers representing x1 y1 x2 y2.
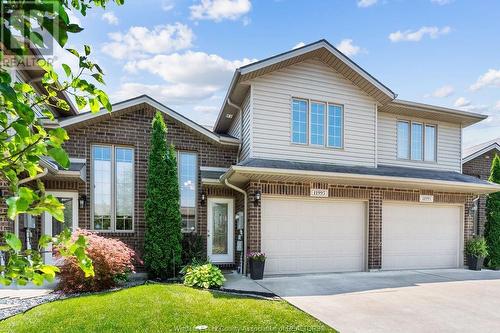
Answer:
56 230 136 293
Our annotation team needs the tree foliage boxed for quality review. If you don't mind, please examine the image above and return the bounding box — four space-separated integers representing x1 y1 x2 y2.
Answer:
144 112 182 278
0 0 124 285
486 154 500 268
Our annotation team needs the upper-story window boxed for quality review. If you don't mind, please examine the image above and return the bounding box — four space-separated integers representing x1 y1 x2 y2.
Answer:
291 98 344 148
292 99 308 144
92 145 134 231
310 102 325 145
397 120 437 162
178 152 197 233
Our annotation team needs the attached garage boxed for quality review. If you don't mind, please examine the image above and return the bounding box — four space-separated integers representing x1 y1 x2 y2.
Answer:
382 202 463 270
261 197 366 275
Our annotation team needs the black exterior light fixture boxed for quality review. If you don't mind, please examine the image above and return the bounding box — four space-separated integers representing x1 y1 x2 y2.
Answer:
78 195 87 209
201 192 207 206
254 190 261 205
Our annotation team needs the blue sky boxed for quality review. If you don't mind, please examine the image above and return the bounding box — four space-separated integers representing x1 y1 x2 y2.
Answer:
61 0 500 147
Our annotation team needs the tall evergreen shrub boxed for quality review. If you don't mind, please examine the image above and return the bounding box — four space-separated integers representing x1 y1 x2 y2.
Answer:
485 154 500 268
144 112 183 278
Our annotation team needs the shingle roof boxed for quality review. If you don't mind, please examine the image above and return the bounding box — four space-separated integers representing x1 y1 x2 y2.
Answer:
238 158 490 185
463 138 500 161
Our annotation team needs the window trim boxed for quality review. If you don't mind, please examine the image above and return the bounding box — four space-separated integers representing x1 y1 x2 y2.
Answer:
396 119 438 164
291 97 345 149
291 98 309 145
326 103 344 149
177 150 198 234
309 100 326 146
91 144 135 233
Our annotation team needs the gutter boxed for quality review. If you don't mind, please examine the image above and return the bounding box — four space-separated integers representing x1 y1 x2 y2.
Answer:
19 167 48 185
224 178 248 275
227 98 243 163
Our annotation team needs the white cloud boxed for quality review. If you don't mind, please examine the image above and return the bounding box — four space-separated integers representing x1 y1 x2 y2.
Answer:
389 26 451 42
293 42 305 49
102 12 119 25
124 51 256 87
470 69 500 91
336 39 361 57
454 97 470 107
496 101 500 110
67 10 81 26
190 0 252 21
357 0 377 8
427 85 454 98
111 82 219 105
161 0 175 11
431 0 453 4
101 23 194 60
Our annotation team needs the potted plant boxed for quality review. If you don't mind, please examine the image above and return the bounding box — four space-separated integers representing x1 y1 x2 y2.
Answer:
248 252 266 280
465 236 489 271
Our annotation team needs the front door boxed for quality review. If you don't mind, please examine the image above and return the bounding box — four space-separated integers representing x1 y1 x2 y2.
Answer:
207 198 234 263
42 191 79 263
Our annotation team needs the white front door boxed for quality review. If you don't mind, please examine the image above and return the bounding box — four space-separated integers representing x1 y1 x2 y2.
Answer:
207 198 234 263
42 191 79 263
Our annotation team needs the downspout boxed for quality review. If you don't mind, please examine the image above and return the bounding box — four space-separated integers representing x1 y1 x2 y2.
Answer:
227 99 243 163
224 177 248 275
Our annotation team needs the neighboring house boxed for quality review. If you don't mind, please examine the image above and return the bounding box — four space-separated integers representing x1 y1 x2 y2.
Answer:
462 138 500 236
2 39 499 275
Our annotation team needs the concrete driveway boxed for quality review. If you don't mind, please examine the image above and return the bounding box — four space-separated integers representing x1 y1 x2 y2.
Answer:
256 269 500 333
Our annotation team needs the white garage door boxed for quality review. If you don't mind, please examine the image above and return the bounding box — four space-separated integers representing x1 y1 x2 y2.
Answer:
382 202 462 270
261 197 366 275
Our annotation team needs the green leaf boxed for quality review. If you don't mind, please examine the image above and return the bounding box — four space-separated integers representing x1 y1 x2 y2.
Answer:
5 233 22 252
48 147 70 169
62 63 72 77
84 45 91 56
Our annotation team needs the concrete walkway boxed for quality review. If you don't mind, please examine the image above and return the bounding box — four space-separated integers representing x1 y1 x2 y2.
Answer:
256 269 500 333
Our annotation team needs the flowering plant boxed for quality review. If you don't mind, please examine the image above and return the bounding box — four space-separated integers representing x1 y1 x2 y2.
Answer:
247 252 266 262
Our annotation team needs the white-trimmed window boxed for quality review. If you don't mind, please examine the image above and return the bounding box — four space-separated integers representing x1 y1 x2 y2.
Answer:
291 98 344 148
397 120 437 162
328 104 343 148
292 99 308 144
310 102 325 145
178 152 197 233
92 145 134 231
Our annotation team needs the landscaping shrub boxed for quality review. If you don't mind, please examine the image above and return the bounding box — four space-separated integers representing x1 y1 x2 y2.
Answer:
56 230 136 293
465 236 489 258
182 262 225 289
181 233 205 265
144 112 183 279
486 154 500 268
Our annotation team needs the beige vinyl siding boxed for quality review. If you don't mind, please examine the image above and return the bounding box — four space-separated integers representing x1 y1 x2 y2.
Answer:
378 112 462 172
228 109 241 138
249 59 377 167
241 90 252 161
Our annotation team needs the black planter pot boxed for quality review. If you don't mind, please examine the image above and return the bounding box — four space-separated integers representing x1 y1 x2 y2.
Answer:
467 255 484 271
249 258 265 280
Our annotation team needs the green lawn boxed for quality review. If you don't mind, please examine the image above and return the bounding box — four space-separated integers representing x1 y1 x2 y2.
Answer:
1 284 336 333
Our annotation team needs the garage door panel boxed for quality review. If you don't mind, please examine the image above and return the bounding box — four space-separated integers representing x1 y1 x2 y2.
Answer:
262 198 366 275
382 203 462 270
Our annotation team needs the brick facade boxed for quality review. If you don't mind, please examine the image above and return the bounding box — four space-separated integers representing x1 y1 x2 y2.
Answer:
462 148 499 235
246 180 475 269
44 104 238 264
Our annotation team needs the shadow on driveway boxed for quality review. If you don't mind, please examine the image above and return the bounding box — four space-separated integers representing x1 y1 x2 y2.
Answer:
256 269 500 297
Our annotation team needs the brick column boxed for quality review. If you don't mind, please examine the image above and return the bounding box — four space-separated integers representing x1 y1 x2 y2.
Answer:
246 182 261 253
368 190 382 270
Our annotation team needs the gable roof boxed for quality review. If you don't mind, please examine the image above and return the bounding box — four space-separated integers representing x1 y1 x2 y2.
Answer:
58 95 239 146
463 138 500 164
214 39 397 133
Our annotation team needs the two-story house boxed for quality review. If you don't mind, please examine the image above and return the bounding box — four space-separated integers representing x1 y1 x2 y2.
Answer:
4 39 499 275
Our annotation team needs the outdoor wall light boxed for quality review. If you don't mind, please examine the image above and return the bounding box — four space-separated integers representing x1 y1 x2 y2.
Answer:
201 192 206 206
254 190 261 205
78 195 87 209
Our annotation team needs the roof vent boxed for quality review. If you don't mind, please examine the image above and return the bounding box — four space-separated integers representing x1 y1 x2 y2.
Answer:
225 113 234 119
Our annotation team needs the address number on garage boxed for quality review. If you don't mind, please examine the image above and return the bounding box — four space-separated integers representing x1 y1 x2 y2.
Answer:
310 188 329 198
